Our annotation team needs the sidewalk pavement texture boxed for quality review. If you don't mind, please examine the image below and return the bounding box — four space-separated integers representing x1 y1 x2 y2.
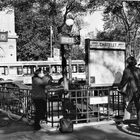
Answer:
0 112 140 140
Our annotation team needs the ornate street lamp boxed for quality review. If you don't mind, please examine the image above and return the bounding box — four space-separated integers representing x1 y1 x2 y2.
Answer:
66 18 74 85
66 19 74 27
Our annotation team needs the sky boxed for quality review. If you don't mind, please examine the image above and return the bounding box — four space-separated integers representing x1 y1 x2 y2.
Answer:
80 10 104 38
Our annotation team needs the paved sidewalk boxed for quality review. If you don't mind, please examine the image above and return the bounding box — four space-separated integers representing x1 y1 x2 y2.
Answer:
0 112 140 140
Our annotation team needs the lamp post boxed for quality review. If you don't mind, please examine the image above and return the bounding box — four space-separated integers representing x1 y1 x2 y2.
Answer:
50 26 53 58
49 0 56 58
66 18 74 84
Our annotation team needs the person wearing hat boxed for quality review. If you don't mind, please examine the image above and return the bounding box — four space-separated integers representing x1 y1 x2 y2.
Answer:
118 56 140 126
31 68 52 131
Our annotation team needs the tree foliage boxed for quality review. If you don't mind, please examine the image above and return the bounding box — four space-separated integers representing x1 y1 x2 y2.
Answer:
72 46 84 60
87 0 140 57
0 0 87 60
96 28 126 42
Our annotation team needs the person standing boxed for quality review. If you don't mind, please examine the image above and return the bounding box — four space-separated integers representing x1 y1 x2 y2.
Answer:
31 68 52 130
118 56 140 126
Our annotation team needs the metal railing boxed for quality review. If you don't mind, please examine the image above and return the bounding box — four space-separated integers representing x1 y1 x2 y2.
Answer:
0 85 137 127
47 86 136 127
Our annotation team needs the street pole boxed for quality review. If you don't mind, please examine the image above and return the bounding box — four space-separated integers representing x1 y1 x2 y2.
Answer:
65 19 74 86
68 45 72 84
61 44 69 90
50 26 53 57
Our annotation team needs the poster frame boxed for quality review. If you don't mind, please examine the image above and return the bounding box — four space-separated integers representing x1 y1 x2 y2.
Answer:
85 39 126 87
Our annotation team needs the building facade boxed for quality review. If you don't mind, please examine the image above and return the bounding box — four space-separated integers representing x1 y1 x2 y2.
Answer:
0 8 17 62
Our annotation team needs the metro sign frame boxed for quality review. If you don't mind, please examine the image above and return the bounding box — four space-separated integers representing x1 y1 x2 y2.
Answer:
60 36 74 44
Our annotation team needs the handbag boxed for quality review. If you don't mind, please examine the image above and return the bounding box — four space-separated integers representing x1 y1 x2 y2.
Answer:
59 117 73 133
130 69 140 98
119 82 128 95
119 79 130 96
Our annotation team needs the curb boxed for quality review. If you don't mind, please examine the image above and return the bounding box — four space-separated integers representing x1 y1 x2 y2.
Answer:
122 124 140 137
0 109 115 130
73 119 115 129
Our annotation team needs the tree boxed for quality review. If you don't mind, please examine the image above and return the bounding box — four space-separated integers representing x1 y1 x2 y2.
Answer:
96 28 126 42
72 45 84 60
87 0 140 57
104 1 140 57
0 0 87 60
0 0 52 60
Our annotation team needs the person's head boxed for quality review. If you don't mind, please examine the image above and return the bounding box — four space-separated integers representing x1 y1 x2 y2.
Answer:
34 68 44 78
126 56 137 67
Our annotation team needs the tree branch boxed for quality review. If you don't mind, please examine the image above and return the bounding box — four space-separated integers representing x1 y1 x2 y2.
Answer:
130 11 140 28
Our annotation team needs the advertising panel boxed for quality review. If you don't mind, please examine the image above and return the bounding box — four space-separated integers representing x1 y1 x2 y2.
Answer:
86 40 125 87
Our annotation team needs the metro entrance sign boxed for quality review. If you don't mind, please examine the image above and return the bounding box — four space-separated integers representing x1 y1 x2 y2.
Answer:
60 36 74 44
85 39 126 87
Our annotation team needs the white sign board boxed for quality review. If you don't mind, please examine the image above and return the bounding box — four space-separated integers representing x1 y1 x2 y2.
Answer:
90 41 125 50
88 41 125 87
90 96 108 105
60 36 74 44
53 48 60 60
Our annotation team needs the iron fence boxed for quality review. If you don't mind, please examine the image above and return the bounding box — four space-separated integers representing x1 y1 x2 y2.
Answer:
47 86 135 127
0 85 137 127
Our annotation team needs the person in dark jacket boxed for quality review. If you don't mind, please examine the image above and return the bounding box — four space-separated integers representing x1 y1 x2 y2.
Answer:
118 56 140 126
31 68 52 130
